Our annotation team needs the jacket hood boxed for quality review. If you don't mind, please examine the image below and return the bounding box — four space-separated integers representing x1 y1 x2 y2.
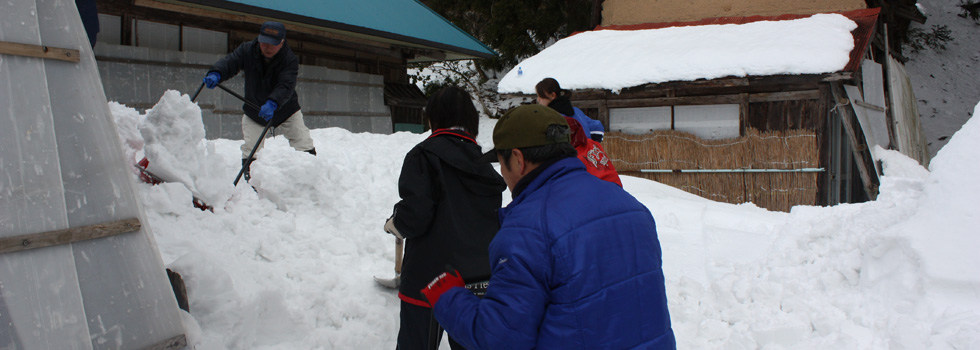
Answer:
420 135 504 185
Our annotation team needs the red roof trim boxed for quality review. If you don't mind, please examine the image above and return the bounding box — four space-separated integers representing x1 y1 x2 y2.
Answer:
581 8 880 73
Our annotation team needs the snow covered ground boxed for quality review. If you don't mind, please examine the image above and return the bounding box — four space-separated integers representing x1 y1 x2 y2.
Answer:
113 90 980 349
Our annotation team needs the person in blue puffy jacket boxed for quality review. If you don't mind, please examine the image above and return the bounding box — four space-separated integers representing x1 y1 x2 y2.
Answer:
421 105 675 349
536 78 605 142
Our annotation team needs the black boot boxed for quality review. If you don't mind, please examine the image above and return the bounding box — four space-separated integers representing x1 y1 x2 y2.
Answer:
242 158 256 182
306 148 317 156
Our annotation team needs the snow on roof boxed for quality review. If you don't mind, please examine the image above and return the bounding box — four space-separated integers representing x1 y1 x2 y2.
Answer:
497 13 858 94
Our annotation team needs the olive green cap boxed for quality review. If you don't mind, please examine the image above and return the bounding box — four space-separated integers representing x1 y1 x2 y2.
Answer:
477 104 570 163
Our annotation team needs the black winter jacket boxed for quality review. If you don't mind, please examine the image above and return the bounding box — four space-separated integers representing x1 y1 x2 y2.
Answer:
208 39 301 127
392 130 506 304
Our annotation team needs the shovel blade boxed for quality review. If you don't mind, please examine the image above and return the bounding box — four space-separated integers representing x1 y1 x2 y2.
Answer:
374 274 400 289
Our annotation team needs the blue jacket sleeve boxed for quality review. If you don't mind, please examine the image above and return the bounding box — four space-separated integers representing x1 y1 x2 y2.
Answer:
571 107 604 135
588 118 605 134
434 226 551 350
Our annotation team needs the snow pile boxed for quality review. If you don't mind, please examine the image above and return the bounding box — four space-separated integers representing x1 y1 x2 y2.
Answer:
498 13 857 94
110 94 979 349
139 90 235 206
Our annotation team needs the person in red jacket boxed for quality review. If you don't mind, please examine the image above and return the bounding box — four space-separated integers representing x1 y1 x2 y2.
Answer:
564 116 622 187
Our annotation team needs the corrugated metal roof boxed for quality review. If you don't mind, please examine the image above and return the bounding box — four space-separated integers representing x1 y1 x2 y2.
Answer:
177 0 496 60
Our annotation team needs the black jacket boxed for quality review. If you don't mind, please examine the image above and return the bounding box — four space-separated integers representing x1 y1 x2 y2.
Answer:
209 39 301 127
392 130 506 304
547 94 575 116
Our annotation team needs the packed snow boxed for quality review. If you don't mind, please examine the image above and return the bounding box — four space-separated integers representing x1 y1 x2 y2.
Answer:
497 13 857 94
112 91 980 349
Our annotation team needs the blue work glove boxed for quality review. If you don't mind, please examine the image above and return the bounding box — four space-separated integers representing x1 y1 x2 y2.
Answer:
259 100 278 121
203 72 220 89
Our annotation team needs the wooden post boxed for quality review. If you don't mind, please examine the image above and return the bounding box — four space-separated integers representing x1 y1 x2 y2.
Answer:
829 82 879 200
0 41 80 62
0 218 142 254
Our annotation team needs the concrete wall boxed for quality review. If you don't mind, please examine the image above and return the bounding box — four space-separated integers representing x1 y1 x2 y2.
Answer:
601 0 867 25
94 44 392 140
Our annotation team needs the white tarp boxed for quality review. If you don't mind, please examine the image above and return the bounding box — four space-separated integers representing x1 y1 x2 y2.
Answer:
0 0 184 348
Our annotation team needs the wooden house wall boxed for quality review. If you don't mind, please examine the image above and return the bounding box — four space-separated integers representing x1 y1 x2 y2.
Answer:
570 78 871 211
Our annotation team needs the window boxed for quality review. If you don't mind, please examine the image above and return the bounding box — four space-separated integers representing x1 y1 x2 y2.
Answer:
610 106 671 134
609 104 739 139
674 104 740 139
122 20 227 53
96 14 121 45
182 27 227 54
134 20 179 50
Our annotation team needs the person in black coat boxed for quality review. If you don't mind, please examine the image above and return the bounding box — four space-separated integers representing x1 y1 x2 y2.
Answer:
384 86 506 349
202 21 315 181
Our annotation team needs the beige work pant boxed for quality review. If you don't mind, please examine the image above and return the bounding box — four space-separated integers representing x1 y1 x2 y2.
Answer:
241 110 315 159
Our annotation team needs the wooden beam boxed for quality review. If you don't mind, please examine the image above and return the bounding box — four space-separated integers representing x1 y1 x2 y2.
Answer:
601 94 744 108
748 90 821 102
829 82 878 200
0 41 80 63
0 218 142 254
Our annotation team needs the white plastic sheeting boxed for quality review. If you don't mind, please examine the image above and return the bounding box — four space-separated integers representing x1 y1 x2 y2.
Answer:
0 0 184 348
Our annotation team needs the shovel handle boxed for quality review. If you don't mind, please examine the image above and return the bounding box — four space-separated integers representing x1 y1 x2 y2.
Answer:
233 121 273 186
217 83 261 111
190 81 205 102
394 237 404 274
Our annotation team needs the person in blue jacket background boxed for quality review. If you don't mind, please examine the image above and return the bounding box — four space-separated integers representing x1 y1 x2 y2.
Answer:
535 77 606 143
421 104 675 349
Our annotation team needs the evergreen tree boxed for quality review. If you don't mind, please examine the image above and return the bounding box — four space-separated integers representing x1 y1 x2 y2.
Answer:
422 0 595 76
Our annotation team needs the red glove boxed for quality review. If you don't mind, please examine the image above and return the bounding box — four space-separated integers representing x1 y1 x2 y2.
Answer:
421 269 464 307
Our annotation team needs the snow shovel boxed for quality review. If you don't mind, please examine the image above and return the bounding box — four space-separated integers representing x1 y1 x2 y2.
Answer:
374 236 403 289
212 83 274 187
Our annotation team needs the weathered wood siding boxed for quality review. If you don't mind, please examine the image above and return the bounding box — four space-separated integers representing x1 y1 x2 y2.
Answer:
601 0 866 25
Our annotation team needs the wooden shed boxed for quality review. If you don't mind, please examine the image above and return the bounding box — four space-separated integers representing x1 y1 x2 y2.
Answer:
500 7 929 211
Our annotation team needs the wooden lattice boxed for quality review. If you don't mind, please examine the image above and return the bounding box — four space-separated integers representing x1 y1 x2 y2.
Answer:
604 128 820 212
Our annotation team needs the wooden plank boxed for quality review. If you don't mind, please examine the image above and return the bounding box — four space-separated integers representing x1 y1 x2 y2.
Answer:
0 218 141 254
142 334 187 350
0 41 80 63
603 94 744 108
748 90 821 102
739 93 748 135
829 82 879 200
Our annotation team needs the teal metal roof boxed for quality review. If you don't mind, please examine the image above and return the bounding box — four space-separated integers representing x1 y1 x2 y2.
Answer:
179 0 495 59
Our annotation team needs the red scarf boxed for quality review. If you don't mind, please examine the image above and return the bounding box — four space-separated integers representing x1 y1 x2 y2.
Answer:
428 128 477 145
